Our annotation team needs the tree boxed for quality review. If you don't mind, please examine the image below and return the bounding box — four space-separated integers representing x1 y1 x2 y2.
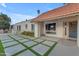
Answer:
0 13 11 30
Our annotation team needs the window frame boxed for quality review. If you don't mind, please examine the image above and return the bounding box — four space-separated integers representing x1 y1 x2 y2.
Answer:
45 22 56 34
25 24 28 29
17 25 21 31
31 24 35 31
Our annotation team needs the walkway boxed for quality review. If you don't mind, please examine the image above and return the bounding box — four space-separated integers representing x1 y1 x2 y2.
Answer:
37 36 79 56
0 34 79 56
0 34 57 56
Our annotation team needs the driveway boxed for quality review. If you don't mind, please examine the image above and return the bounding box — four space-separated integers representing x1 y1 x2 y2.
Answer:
49 39 79 56
0 34 79 56
0 34 57 56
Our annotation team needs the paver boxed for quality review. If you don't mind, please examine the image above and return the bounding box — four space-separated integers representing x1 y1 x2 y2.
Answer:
5 44 26 56
17 50 36 56
1 35 11 40
1 36 13 41
1 39 14 43
18 39 30 42
3 40 14 43
42 41 55 47
11 35 23 40
24 41 37 47
0 34 58 56
32 44 49 55
34 39 44 42
1 35 14 42
3 41 19 48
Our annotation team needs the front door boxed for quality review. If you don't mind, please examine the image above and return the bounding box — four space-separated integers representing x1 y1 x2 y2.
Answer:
63 22 69 38
69 21 77 39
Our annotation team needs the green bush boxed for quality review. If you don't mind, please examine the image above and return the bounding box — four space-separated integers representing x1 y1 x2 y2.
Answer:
21 31 34 37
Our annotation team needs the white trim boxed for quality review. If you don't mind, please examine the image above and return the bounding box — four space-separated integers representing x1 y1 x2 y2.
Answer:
44 21 57 36
77 16 79 47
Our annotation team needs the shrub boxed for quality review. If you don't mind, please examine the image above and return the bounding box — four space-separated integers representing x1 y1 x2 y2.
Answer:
21 31 34 37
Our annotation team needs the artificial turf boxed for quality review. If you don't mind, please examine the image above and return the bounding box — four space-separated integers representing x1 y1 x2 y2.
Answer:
0 40 5 56
8 35 57 56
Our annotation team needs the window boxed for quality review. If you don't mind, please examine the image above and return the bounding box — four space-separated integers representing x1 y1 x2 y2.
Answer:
45 23 56 34
31 24 35 31
46 23 56 31
17 25 21 31
11 25 13 29
17 26 18 30
25 24 28 29
18 25 21 31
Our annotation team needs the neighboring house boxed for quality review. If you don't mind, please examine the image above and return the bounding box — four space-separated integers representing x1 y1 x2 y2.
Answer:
0 29 9 34
12 20 35 33
32 4 79 47
0 29 4 34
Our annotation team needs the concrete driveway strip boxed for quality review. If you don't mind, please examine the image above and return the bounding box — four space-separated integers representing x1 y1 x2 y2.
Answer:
3 34 79 56
11 34 24 40
0 34 26 56
3 41 19 48
0 35 14 42
49 44 79 56
5 44 26 56
17 50 36 56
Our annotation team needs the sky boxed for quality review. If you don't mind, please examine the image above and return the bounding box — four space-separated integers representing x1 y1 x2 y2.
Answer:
0 3 64 24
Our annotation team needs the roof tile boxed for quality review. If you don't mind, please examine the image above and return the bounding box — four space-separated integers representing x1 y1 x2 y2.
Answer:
33 3 79 22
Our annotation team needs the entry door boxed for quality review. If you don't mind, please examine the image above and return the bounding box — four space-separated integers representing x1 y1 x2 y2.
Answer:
63 22 69 38
69 21 77 38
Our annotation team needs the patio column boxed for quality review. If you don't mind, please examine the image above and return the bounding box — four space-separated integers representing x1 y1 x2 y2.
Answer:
77 16 79 47
34 23 40 37
56 20 64 38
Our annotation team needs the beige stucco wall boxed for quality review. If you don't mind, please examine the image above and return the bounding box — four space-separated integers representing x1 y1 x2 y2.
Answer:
44 16 77 38
12 20 34 33
34 15 79 47
44 20 64 38
35 16 77 38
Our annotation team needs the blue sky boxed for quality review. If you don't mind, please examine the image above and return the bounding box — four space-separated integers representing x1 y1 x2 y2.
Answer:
0 3 64 24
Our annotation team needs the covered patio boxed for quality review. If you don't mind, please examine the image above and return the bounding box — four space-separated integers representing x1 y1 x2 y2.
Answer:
33 4 79 47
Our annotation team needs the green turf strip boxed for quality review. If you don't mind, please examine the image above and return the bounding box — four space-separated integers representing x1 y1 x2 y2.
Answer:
5 43 19 48
0 40 5 56
13 34 58 56
8 35 41 56
12 49 27 56
5 40 30 48
8 35 57 56
17 35 51 47
15 36 51 47
43 42 57 56
10 34 48 47
12 40 45 56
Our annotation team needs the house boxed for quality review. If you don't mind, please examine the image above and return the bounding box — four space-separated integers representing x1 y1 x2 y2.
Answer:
0 29 4 34
0 29 9 34
32 3 79 47
12 20 35 33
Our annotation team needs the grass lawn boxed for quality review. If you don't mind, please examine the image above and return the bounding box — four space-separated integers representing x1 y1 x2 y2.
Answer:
0 40 5 56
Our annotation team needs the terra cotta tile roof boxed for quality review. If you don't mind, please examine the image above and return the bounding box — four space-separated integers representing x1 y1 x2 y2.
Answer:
33 3 79 22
